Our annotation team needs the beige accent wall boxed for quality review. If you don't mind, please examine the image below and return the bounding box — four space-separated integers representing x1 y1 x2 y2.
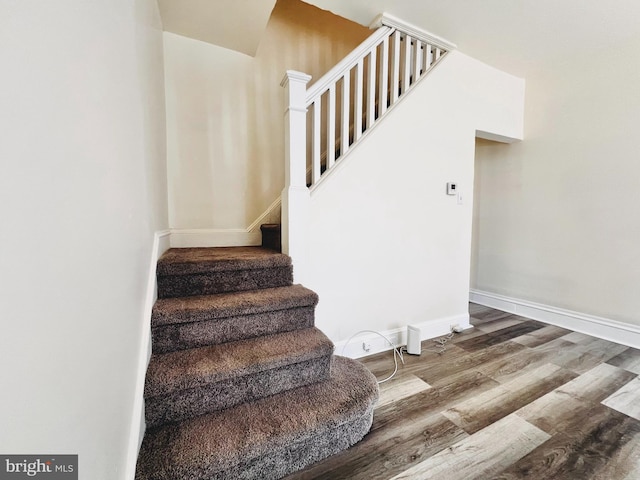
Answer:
163 0 369 230
472 40 640 325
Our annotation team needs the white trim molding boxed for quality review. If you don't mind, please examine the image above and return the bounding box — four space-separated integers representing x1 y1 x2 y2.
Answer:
247 197 281 232
169 198 281 248
469 289 640 350
170 228 261 248
125 229 171 480
476 129 522 144
369 13 457 51
335 313 471 359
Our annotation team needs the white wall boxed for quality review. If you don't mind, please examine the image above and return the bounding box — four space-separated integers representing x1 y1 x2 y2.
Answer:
163 0 369 231
157 0 276 56
0 1 167 479
306 51 524 347
472 39 640 326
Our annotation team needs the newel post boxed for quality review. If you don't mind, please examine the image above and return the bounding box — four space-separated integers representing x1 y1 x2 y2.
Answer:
280 70 312 284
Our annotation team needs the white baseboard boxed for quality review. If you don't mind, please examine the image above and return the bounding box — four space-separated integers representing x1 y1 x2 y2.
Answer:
125 229 170 480
469 289 640 349
169 198 281 248
335 313 471 359
170 229 261 248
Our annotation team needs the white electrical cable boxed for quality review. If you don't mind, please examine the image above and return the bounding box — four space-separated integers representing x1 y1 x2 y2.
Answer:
341 328 459 384
417 329 455 355
340 330 405 384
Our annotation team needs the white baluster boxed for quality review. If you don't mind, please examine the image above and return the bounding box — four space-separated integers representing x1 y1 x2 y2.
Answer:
367 47 377 130
327 84 336 170
435 47 442 62
379 35 389 117
425 44 433 68
341 72 350 157
312 98 321 185
391 31 400 103
403 34 411 93
355 59 363 141
413 39 422 82
280 70 312 284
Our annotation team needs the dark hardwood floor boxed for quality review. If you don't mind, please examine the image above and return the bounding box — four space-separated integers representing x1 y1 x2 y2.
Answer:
285 303 640 479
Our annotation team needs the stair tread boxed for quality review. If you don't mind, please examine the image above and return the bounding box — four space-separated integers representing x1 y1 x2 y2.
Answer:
157 246 290 276
136 356 378 480
145 327 333 398
152 284 318 327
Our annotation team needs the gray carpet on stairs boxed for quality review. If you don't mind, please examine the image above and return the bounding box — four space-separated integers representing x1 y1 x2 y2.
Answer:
157 247 292 275
152 285 318 327
151 285 318 352
144 328 335 427
157 247 293 298
136 246 379 479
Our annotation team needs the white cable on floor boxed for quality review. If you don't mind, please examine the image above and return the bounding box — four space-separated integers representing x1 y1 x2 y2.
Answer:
341 328 459 384
340 330 405 384
418 330 455 355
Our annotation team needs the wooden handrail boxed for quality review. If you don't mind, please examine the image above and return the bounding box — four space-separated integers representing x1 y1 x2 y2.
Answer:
305 26 393 105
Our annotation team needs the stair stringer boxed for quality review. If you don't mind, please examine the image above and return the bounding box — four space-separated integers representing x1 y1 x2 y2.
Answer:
304 50 525 349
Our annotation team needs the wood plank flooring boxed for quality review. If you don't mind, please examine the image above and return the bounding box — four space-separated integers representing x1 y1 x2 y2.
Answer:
285 303 640 479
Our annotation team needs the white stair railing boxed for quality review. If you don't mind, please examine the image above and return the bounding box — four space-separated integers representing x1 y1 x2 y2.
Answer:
302 14 455 189
280 14 456 281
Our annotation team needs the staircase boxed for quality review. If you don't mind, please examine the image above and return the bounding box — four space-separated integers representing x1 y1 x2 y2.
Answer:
135 245 378 479
280 13 454 282
135 13 459 479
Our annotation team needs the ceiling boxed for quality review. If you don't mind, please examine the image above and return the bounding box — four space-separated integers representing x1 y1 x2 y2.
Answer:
157 0 640 77
305 0 640 77
157 0 276 56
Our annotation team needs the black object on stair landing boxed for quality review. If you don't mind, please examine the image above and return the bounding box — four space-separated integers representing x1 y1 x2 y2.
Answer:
260 223 282 252
135 246 378 480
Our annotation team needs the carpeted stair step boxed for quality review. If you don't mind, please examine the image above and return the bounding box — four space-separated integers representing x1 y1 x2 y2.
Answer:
151 285 318 353
144 327 334 428
157 247 292 298
136 356 379 480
